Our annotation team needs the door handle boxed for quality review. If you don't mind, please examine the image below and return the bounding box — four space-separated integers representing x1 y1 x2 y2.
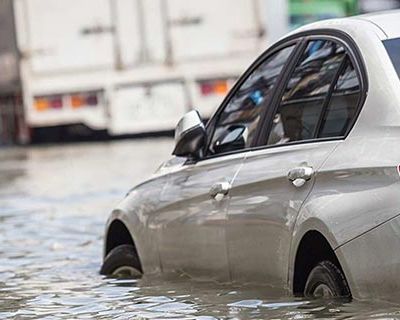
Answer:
287 166 314 188
209 181 231 200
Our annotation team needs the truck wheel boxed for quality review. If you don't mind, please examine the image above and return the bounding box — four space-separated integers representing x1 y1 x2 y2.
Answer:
304 260 351 298
100 244 142 278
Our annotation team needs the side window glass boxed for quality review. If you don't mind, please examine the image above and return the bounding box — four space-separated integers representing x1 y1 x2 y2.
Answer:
268 40 345 145
318 58 361 138
208 45 295 155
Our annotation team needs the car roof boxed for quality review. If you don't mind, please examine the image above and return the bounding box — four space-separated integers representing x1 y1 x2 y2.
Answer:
356 10 400 39
288 10 400 41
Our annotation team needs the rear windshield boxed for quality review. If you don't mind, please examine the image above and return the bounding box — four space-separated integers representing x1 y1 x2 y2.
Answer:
384 38 400 78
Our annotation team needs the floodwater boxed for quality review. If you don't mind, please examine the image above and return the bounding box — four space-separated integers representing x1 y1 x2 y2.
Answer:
0 138 400 319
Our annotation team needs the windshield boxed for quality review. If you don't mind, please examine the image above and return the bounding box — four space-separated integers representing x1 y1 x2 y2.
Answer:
384 38 400 78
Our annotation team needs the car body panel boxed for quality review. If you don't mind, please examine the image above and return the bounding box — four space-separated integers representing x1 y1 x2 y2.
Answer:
358 10 400 39
152 153 246 281
296 137 400 247
289 17 387 41
226 140 338 290
105 173 170 275
337 212 400 301
292 135 400 301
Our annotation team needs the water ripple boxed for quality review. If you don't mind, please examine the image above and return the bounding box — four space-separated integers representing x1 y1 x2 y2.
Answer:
0 140 399 319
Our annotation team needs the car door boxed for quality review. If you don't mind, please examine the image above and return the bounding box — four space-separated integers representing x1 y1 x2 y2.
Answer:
226 38 356 289
154 44 297 280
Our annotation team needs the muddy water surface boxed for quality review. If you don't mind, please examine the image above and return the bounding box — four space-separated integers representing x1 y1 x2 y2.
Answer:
0 139 399 319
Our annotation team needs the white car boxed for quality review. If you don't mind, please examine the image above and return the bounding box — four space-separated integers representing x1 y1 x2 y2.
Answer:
101 11 400 302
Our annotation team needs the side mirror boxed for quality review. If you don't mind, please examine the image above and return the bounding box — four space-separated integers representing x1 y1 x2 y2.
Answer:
172 110 207 159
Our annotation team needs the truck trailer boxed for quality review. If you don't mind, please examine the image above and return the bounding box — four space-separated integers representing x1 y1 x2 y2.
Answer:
1 0 287 141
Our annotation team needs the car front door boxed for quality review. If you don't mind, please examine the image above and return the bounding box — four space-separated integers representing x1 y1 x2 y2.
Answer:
154 43 297 280
226 37 362 291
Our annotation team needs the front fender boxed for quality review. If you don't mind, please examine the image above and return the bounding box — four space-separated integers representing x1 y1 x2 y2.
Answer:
103 172 171 275
104 205 162 275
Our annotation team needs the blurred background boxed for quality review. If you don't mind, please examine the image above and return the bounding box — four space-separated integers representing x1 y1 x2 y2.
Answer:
2 1 400 318
1 0 400 145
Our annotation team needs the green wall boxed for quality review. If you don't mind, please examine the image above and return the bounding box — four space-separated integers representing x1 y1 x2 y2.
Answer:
289 0 358 29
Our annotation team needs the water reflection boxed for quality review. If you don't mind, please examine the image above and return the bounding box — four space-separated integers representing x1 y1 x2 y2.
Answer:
0 139 399 319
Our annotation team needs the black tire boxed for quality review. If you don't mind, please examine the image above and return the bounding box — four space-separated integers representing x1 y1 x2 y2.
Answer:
100 244 142 277
304 260 351 298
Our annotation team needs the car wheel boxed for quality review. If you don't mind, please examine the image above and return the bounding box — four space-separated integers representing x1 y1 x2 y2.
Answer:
304 260 350 298
100 244 142 278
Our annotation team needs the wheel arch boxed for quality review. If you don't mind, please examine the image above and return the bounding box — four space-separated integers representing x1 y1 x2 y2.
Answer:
103 192 164 275
290 218 352 296
105 219 137 257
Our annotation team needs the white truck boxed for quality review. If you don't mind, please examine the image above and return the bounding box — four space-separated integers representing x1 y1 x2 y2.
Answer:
3 0 288 140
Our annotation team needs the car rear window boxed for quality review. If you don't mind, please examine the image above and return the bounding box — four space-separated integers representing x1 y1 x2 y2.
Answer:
384 38 400 78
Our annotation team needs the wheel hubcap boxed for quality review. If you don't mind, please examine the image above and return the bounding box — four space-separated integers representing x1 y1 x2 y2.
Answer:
313 283 334 298
112 266 142 278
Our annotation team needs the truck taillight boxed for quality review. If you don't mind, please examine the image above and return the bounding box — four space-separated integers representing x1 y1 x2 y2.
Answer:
199 79 229 96
51 96 63 109
34 91 100 111
34 95 63 111
86 94 98 106
71 92 99 108
34 98 48 111
71 95 84 108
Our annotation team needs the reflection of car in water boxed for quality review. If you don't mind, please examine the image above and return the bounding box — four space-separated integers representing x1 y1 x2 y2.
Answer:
101 11 400 302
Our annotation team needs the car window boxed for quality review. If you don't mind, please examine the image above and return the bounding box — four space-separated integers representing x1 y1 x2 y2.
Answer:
384 37 400 79
318 57 361 138
267 40 346 145
207 45 295 155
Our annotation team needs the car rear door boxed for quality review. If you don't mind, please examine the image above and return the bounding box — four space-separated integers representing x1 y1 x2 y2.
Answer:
155 43 297 280
226 37 361 290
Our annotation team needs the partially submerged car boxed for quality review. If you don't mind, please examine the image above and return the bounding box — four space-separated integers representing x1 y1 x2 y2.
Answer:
101 11 400 301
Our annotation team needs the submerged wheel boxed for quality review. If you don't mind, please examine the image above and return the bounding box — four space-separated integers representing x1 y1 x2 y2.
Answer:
304 260 351 298
100 244 142 278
